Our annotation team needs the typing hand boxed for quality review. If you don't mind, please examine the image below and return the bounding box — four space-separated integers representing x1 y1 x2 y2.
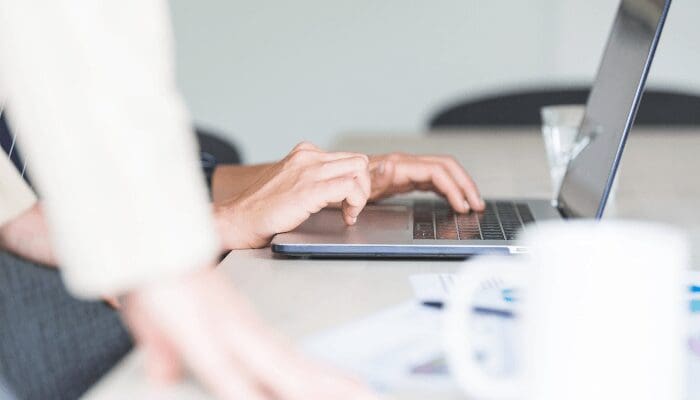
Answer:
122 268 378 400
367 153 485 213
214 142 371 249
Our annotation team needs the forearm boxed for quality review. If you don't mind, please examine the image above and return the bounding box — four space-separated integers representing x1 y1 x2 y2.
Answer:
0 203 57 267
211 163 272 203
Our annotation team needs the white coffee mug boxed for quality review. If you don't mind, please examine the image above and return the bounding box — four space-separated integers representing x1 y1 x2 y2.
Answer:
444 220 688 400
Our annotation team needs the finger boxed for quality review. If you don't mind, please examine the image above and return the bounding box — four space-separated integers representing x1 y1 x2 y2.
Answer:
312 175 369 224
142 335 183 384
341 177 370 225
288 148 368 169
397 162 470 213
138 284 269 399
292 141 322 152
424 156 484 211
171 322 268 400
314 156 369 183
189 352 267 400
291 143 369 164
121 301 182 384
317 151 369 164
216 312 376 400
430 164 471 213
188 277 379 400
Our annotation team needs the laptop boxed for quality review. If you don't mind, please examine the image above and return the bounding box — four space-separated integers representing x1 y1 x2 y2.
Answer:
272 0 671 258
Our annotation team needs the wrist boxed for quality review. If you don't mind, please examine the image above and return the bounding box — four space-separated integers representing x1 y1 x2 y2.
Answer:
213 201 266 250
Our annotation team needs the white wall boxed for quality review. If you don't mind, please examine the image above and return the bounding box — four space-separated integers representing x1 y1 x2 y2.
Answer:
552 0 700 90
169 0 700 163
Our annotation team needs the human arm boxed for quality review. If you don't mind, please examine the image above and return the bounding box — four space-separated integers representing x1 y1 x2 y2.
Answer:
0 0 219 296
212 150 485 249
214 142 371 249
123 268 376 400
0 203 56 267
0 2 378 398
123 140 375 397
0 202 374 398
211 163 272 203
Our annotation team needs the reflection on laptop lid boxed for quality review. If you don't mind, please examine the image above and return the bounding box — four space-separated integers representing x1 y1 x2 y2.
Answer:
557 0 671 218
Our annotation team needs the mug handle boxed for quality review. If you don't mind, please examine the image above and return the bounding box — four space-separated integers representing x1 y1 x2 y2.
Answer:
443 258 528 400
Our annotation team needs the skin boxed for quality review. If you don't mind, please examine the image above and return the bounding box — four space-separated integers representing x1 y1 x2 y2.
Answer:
214 142 372 249
213 155 484 213
122 268 376 400
0 142 483 399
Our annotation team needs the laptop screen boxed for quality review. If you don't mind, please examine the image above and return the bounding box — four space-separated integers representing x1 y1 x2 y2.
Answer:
557 0 670 218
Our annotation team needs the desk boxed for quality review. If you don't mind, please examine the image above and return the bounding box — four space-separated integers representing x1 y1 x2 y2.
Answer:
84 128 700 400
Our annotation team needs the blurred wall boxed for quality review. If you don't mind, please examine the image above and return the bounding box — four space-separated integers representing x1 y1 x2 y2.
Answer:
170 0 700 163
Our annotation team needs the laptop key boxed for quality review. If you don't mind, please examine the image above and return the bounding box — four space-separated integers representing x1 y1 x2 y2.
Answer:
413 200 534 241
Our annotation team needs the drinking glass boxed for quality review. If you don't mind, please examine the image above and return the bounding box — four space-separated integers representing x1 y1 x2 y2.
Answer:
540 105 585 203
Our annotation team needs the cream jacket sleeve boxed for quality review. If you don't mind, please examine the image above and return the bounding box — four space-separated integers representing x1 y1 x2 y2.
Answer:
0 1 220 298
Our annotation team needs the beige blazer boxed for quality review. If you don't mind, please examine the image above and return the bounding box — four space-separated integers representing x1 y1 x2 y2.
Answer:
0 0 219 298
0 152 36 225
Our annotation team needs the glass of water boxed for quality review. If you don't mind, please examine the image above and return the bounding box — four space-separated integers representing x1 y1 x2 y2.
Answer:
540 104 585 203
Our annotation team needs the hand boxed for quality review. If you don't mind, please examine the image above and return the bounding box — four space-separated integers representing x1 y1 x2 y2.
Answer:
211 164 273 203
215 142 371 249
122 268 377 400
368 153 485 213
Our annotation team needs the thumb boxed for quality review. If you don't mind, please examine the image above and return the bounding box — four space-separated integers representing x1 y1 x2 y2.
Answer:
370 160 395 200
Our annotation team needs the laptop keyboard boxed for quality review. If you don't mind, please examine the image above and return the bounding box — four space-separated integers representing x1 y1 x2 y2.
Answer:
412 200 534 241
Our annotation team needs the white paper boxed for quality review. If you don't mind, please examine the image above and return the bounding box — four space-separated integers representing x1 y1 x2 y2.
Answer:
408 273 454 304
303 302 455 393
409 272 516 311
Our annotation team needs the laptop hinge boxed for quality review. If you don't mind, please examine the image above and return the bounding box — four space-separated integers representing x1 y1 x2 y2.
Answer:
556 199 576 219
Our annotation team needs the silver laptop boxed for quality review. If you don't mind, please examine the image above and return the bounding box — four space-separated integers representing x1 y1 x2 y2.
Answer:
272 0 671 258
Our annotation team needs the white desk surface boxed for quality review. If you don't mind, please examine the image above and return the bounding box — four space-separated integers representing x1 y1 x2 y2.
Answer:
84 128 700 399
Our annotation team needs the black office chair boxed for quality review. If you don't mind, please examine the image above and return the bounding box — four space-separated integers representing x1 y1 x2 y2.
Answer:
195 126 243 166
428 87 700 129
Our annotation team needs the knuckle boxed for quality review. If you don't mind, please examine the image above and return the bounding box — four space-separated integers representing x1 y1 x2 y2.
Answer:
294 141 314 150
351 156 369 170
290 149 312 164
281 156 294 169
430 162 446 174
339 176 355 190
387 152 404 163
298 166 315 180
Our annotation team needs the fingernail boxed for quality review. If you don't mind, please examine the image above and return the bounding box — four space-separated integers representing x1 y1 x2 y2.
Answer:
463 201 471 212
351 216 358 224
480 198 486 207
378 161 385 175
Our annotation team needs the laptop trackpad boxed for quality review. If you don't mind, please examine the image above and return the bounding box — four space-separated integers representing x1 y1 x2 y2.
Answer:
356 205 410 230
297 204 410 234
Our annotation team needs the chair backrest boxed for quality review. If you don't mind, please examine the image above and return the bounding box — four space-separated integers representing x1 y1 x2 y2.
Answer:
195 126 242 165
429 87 700 129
